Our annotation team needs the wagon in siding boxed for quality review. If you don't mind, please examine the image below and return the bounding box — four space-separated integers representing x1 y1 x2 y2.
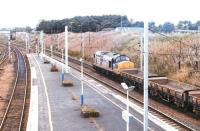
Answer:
92 50 200 115
150 78 200 108
188 91 200 115
120 68 158 90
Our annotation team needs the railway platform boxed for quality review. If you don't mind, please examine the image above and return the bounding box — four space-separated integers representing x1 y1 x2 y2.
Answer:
26 53 176 131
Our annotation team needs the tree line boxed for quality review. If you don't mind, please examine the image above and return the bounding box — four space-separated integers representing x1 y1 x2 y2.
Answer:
36 15 132 33
34 15 200 34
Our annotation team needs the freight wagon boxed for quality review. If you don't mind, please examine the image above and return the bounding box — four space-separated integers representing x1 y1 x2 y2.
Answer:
93 51 200 115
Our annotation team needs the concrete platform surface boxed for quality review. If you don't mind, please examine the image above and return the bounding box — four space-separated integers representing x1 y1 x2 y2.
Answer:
26 54 177 131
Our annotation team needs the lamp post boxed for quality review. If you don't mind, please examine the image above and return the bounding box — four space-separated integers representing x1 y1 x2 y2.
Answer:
65 26 69 73
121 83 135 131
143 20 149 131
61 48 64 81
40 31 44 59
80 32 84 106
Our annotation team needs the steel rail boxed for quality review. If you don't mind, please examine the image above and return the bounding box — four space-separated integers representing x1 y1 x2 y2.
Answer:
0 47 28 131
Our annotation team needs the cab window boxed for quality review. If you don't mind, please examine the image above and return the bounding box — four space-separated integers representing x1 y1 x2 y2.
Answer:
121 56 129 61
115 55 130 63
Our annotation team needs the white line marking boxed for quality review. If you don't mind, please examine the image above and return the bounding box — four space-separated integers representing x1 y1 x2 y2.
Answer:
32 55 54 131
31 67 37 79
26 86 38 131
88 79 94 82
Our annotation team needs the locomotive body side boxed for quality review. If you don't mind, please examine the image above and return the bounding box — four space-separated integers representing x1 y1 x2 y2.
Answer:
93 51 134 71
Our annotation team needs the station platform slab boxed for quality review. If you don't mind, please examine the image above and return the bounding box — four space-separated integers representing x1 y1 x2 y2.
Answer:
26 54 176 131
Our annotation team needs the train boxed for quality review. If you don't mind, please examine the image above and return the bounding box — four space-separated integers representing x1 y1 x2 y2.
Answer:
92 51 200 116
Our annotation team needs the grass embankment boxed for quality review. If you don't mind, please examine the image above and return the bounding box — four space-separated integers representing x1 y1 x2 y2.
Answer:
116 33 200 86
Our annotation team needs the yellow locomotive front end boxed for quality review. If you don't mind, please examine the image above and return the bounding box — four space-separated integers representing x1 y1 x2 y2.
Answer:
116 61 134 70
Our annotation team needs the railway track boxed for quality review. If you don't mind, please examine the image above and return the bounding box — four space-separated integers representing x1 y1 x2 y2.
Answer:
0 47 28 131
0 47 9 67
45 49 194 130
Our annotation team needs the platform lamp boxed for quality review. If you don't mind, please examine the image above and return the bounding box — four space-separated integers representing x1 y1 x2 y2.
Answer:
40 31 44 59
121 83 135 131
143 19 149 131
80 32 85 106
65 26 69 73
61 48 64 81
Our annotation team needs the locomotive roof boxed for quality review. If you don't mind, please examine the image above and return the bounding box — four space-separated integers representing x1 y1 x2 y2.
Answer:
95 51 120 58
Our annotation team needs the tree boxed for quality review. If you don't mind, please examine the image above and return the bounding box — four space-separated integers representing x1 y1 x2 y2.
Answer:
36 15 132 34
195 21 200 30
148 21 158 32
177 20 192 30
161 22 175 33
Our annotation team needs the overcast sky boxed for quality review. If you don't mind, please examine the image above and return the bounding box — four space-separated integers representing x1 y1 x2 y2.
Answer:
0 0 199 28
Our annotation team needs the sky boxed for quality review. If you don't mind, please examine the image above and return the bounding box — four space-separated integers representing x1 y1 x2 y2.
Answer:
0 0 200 28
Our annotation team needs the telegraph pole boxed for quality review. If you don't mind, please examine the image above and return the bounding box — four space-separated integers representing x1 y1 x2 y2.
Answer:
8 32 11 59
44 37 46 56
121 15 123 32
25 32 28 53
178 40 182 69
35 43 38 54
57 34 60 51
140 35 143 71
50 45 53 57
